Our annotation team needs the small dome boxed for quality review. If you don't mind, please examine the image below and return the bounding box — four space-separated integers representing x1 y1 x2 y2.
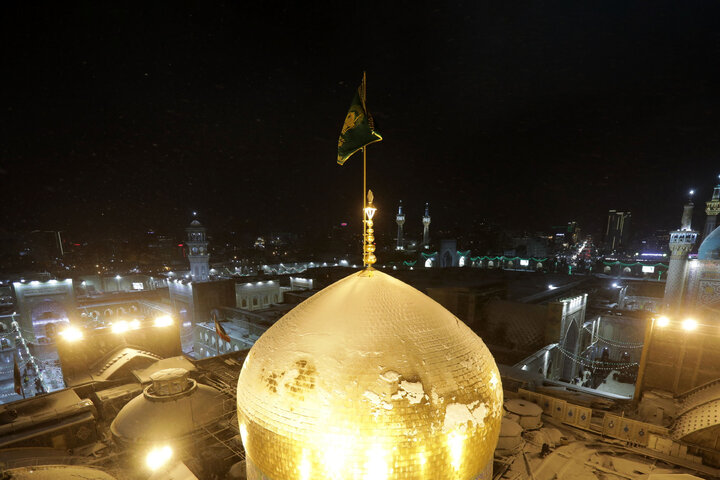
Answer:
189 219 203 227
698 227 720 259
111 368 224 445
237 269 502 480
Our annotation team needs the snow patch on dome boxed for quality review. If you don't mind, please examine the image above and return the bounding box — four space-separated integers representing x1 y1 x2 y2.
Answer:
380 370 401 383
363 390 393 410
443 401 489 433
399 380 426 404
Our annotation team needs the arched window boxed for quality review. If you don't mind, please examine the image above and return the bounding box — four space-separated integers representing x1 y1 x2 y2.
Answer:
241 298 247 308
253 297 259 306
263 295 268 305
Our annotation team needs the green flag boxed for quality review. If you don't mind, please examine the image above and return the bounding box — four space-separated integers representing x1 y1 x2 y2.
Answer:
337 85 382 165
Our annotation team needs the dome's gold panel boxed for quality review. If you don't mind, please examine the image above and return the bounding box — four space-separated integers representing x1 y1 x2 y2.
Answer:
237 269 502 479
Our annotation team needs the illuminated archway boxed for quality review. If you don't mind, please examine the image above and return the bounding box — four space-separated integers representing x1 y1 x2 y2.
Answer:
30 300 70 342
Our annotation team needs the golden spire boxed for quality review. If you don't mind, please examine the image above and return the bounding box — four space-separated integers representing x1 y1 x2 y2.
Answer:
363 189 377 267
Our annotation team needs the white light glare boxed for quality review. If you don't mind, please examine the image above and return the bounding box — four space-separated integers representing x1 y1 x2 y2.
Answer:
154 315 173 327
59 326 83 341
146 445 173 471
656 316 670 327
682 318 698 331
111 320 129 334
548 284 557 290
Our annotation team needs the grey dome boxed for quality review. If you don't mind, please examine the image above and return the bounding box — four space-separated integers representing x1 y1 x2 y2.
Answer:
698 227 720 260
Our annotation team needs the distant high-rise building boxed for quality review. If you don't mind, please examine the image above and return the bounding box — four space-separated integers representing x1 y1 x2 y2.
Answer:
186 219 210 282
422 202 431 249
567 221 580 245
603 210 631 253
395 201 405 250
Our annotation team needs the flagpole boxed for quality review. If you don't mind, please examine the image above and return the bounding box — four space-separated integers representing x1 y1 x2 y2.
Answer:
362 71 368 268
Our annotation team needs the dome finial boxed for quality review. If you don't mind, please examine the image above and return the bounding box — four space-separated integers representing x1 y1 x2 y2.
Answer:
363 189 377 267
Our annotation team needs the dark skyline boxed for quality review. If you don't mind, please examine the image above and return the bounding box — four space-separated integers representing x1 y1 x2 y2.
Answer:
2 2 720 241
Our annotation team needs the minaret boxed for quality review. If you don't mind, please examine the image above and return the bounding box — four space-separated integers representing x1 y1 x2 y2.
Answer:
186 216 210 282
396 200 405 250
422 202 431 249
664 192 698 309
704 181 720 240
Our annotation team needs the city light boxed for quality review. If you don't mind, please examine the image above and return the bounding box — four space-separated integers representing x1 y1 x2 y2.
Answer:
154 315 173 327
548 284 557 290
59 326 83 341
111 320 129 334
146 445 173 471
129 319 140 330
683 318 698 331
656 316 670 327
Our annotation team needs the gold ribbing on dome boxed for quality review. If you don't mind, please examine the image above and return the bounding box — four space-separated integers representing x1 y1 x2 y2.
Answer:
363 189 377 267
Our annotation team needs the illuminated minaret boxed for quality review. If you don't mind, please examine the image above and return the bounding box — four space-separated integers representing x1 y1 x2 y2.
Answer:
664 191 698 309
396 200 405 250
186 215 210 282
422 202 431 249
704 180 720 240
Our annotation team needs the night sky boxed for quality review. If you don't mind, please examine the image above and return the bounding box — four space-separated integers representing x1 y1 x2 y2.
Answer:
2 2 720 241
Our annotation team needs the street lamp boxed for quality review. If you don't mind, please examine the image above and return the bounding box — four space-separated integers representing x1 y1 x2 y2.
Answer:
115 275 121 292
656 315 670 327
682 318 698 331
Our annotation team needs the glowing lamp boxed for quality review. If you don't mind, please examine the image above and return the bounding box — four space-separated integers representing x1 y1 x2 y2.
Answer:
656 316 670 327
682 318 698 331
129 319 141 330
146 445 173 471
59 326 83 342
112 320 129 334
154 316 173 327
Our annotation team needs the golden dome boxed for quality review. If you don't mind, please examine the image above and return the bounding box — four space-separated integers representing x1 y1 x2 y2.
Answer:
237 269 502 479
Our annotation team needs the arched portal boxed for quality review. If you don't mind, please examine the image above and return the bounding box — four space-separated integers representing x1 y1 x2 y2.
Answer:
424 258 434 268
442 250 453 268
459 256 466 267
30 300 70 342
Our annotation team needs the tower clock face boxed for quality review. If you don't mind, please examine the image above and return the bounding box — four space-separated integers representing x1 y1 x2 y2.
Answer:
192 247 198 254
